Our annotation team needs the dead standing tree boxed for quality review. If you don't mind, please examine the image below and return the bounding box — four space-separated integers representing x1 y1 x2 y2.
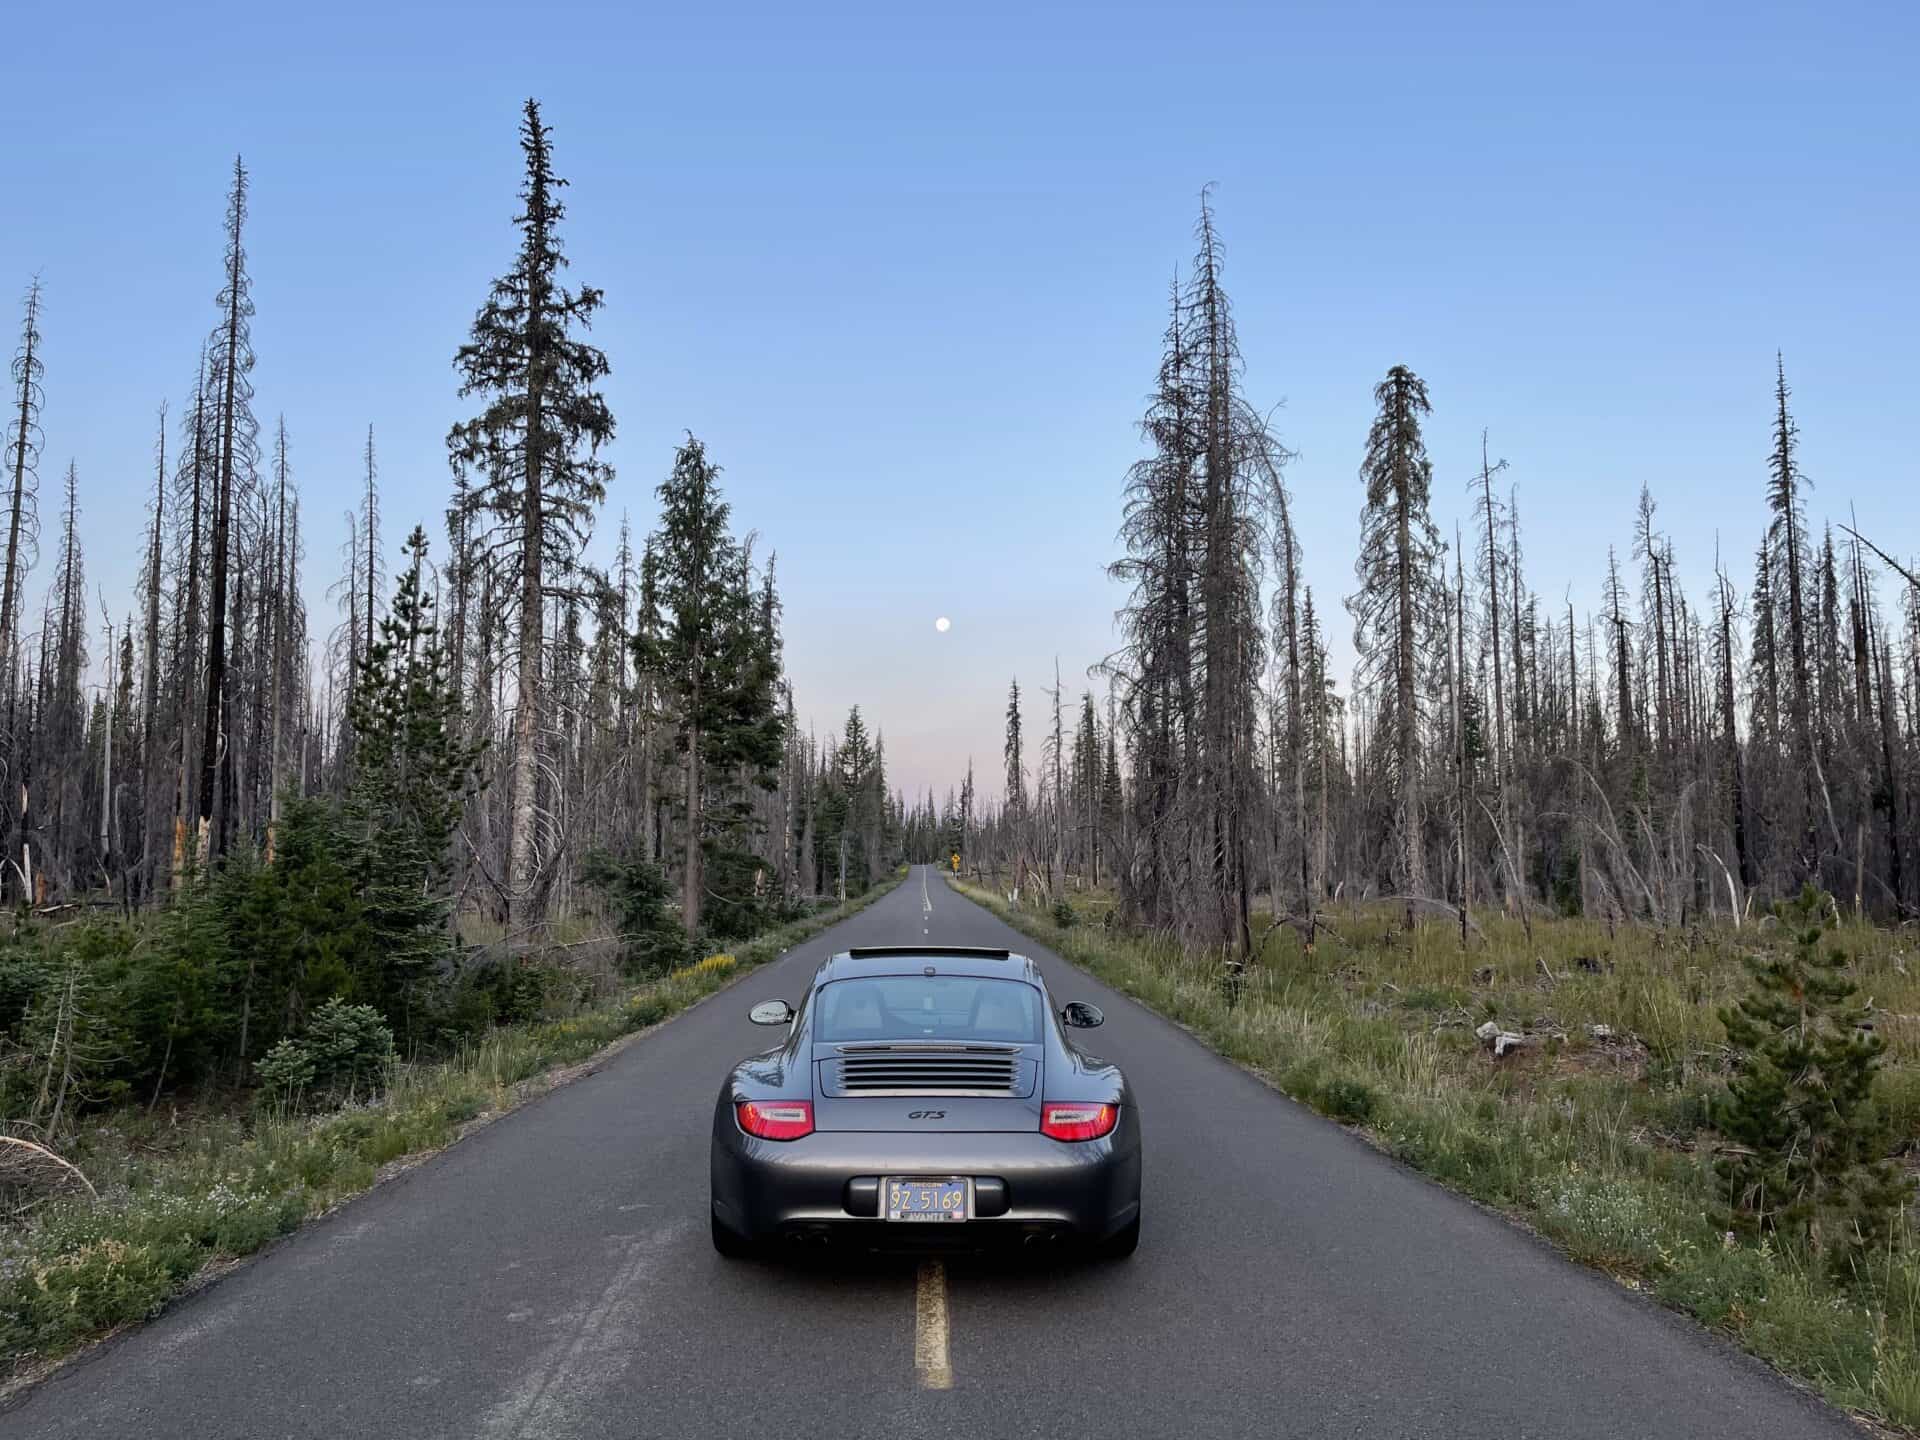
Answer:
196 156 259 866
1470 432 1519 909
1 280 45 898
1 281 43 718
1106 275 1195 930
1105 194 1287 959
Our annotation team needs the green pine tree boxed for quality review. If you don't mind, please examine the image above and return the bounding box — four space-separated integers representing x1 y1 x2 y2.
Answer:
347 528 485 877
220 800 370 1055
580 846 688 976
837 706 877 894
637 436 785 937
1715 884 1911 1269
342 528 485 1040
448 98 613 926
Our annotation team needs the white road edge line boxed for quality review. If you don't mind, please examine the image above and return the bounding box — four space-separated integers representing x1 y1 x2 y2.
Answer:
914 1259 954 1390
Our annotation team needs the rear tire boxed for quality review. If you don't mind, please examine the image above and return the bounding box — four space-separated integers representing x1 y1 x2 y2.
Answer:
711 1211 755 1259
1093 1213 1140 1260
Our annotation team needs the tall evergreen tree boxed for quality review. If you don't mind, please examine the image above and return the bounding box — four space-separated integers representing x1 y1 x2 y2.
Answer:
348 527 483 880
1003 677 1026 827
1350 365 1442 922
448 99 613 927
341 527 485 1036
637 435 782 936
836 706 876 898
1768 354 1815 873
1075 690 1101 884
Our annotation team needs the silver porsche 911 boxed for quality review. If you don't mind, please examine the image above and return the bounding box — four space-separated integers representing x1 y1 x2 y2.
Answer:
709 946 1142 1257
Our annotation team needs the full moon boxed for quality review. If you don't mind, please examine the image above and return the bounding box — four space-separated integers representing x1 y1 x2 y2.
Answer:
934 617 951 633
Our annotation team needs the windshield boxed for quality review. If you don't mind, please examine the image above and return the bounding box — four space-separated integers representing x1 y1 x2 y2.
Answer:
815 976 1042 1044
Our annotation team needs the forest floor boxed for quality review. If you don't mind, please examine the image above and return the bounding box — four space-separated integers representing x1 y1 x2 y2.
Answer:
0 874 905 1389
951 875 1920 1434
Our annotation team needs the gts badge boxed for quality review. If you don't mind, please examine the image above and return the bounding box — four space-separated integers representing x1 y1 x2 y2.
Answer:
906 1110 946 1120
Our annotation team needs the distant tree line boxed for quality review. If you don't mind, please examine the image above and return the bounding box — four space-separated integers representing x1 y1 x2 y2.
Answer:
958 191 1918 950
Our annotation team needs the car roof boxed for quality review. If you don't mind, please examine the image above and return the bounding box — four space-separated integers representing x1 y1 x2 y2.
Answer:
814 946 1045 988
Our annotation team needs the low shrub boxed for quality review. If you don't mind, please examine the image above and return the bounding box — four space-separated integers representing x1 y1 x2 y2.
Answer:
304 1000 396 1094
12 1238 185 1350
252 999 394 1108
626 994 669 1028
1315 1075 1377 1124
1716 886 1911 1269
254 1039 317 1104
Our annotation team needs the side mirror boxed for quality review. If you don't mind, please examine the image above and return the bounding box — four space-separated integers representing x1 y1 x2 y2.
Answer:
1060 1001 1104 1029
749 1000 795 1026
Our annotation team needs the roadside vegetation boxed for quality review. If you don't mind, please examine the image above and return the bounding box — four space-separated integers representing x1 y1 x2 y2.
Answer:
956 876 1920 1431
0 872 902 1382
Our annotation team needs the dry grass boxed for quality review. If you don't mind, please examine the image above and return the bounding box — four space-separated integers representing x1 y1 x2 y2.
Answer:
961 876 1920 1433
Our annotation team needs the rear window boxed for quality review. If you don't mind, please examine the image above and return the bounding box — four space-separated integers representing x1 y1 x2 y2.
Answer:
815 976 1042 1044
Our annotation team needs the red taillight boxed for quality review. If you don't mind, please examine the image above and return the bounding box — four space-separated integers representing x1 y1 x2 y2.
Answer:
1040 1102 1118 1142
736 1100 814 1141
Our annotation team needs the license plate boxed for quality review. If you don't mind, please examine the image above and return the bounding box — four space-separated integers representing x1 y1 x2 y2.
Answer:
884 1177 971 1222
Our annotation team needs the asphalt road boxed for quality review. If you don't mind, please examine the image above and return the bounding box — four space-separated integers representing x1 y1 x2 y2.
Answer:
2 866 1858 1439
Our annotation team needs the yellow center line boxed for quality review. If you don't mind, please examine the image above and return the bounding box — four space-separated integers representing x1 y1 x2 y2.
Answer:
914 1259 954 1390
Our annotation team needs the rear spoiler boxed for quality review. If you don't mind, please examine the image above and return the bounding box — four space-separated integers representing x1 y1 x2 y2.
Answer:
842 946 1013 961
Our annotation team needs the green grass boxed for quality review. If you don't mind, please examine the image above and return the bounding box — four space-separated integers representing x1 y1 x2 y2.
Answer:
953 876 1920 1433
0 872 904 1381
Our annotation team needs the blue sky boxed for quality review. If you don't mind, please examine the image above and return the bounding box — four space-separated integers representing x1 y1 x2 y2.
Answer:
7 0 1916 802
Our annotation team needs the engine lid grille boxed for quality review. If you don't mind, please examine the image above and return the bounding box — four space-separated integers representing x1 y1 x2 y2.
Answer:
827 1047 1032 1096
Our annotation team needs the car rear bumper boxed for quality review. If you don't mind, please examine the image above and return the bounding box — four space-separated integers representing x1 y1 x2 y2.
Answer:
710 1115 1142 1246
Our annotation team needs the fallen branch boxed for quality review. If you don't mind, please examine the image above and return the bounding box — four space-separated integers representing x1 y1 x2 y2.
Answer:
1256 908 1344 952
1382 894 1487 941
0 1135 98 1201
1841 525 1920 591
1695 844 1741 929
459 831 514 921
